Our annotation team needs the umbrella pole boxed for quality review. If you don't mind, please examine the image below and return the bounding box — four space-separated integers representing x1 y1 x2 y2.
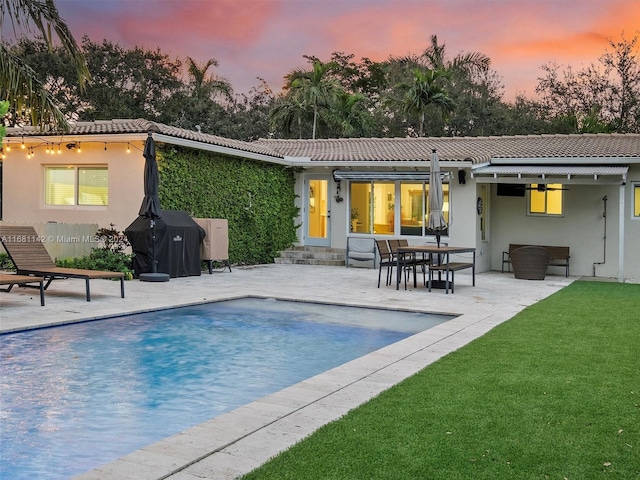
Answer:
151 219 157 273
139 218 170 282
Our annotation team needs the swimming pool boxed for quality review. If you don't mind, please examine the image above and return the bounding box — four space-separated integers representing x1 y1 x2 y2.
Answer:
0 298 453 479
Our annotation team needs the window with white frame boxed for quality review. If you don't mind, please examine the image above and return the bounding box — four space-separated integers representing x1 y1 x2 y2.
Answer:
528 183 563 216
349 180 449 236
45 166 108 206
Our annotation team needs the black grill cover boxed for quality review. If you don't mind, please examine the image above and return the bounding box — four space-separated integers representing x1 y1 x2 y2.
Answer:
125 211 206 278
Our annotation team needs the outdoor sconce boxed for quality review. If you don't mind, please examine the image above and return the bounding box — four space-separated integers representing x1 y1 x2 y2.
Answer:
334 180 343 203
458 168 466 185
332 169 344 202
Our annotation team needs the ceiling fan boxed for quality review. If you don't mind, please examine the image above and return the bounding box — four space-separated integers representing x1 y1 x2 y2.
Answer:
525 184 570 192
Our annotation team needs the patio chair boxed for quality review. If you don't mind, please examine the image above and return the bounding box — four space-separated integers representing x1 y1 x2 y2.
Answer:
375 239 394 288
510 245 551 280
0 225 125 301
0 273 45 306
346 236 377 268
385 239 417 289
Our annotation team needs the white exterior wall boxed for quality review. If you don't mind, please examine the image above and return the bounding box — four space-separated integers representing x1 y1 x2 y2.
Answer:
3 141 145 232
487 165 640 281
296 169 482 268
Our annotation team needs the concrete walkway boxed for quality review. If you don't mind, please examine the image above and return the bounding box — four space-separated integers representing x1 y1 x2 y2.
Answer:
1 265 573 479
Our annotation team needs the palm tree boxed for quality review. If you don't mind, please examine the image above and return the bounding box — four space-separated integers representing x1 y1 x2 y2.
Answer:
284 60 341 139
268 88 310 139
422 34 490 76
325 91 373 137
1 0 90 129
399 68 455 136
185 56 232 103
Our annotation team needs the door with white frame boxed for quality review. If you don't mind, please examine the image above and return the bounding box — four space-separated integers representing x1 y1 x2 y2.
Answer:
305 175 331 247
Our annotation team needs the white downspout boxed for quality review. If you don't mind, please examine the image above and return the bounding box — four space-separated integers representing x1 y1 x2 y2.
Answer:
618 184 625 283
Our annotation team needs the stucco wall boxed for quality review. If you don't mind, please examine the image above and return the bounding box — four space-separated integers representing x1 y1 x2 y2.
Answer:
2 141 145 232
297 169 482 271
488 165 640 281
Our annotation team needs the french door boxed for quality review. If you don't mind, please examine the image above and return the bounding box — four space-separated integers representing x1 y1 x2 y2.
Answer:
305 175 330 247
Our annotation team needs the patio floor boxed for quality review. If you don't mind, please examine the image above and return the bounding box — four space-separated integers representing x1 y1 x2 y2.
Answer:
0 265 573 479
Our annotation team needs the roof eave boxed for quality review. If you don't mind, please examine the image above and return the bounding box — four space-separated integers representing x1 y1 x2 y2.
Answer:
153 134 287 165
490 156 640 165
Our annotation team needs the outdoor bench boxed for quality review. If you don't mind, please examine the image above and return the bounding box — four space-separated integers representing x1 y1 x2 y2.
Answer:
427 262 475 293
502 243 570 277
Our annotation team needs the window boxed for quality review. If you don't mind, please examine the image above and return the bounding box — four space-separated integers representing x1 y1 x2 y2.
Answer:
528 184 563 216
349 181 449 236
634 183 640 218
45 166 108 206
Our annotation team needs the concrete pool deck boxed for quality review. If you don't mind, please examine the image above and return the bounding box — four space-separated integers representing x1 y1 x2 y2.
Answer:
1 265 574 479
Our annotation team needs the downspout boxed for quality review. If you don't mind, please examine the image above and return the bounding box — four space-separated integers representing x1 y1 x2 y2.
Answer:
592 196 607 277
618 183 626 283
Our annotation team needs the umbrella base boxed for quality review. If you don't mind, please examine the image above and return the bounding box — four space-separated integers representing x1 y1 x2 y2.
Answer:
428 280 451 289
139 272 170 282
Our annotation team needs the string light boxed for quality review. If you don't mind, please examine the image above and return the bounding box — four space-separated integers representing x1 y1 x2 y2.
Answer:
8 140 138 157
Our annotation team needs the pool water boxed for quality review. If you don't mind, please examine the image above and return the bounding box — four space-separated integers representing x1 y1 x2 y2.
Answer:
0 298 452 479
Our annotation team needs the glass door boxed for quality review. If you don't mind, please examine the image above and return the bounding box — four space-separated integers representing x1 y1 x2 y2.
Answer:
306 176 330 246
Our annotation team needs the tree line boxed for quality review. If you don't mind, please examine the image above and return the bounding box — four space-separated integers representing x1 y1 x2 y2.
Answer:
2 2 639 139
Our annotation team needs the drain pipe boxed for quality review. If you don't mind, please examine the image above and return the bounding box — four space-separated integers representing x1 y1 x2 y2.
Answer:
593 195 607 276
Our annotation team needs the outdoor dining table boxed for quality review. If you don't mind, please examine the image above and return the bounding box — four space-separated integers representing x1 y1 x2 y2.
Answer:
396 245 476 293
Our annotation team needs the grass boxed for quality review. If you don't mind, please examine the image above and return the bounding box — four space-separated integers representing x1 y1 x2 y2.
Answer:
241 281 640 479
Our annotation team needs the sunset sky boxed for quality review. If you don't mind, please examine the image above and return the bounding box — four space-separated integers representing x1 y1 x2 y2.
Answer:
56 0 640 101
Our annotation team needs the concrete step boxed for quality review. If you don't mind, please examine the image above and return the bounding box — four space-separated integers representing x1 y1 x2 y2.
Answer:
274 257 345 266
275 246 346 266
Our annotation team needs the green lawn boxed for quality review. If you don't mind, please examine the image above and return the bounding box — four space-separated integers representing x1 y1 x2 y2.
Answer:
242 281 640 479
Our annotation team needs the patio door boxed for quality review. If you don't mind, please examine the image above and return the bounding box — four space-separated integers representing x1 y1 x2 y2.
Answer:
305 176 330 247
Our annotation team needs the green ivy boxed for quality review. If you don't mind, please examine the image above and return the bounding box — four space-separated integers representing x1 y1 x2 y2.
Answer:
156 146 299 264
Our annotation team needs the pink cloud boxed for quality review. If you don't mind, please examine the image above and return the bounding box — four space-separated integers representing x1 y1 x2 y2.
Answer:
56 0 640 101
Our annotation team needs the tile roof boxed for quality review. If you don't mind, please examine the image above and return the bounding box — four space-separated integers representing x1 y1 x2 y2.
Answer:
5 119 284 159
256 134 640 163
6 119 640 165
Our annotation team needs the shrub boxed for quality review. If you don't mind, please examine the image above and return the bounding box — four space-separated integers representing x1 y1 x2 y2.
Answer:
0 252 16 271
55 225 134 279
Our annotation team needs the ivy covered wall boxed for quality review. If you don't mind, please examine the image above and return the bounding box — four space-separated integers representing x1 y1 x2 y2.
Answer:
156 145 299 265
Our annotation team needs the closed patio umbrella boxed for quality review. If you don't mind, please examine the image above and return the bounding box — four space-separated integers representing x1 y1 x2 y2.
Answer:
427 149 447 247
138 132 169 282
139 132 162 220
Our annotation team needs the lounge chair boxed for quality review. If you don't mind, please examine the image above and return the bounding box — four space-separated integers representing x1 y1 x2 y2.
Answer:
0 225 125 302
0 273 45 306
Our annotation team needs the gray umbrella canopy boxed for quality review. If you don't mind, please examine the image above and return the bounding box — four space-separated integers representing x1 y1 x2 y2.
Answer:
138 133 162 219
427 149 447 246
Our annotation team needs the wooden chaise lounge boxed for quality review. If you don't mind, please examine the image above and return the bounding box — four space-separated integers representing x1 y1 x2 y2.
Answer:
0 225 124 302
0 273 45 306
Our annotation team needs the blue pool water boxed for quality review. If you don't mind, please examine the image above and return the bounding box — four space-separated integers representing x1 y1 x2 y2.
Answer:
0 298 452 479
